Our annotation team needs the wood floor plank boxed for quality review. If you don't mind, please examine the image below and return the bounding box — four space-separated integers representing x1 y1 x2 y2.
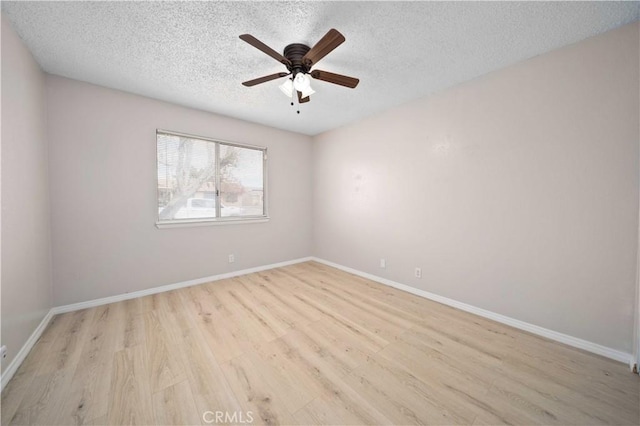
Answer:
281 322 367 377
58 304 120 424
276 269 412 342
288 291 389 350
2 261 638 425
225 277 292 339
152 379 201 425
107 345 154 425
245 346 317 414
281 267 415 328
291 372 394 426
180 283 251 363
219 351 297 425
380 339 495 397
342 354 477 425
13 314 66 375
155 290 193 333
114 298 146 351
303 317 383 366
83 414 108 425
489 375 619 425
1 313 78 424
236 274 316 330
298 262 435 314
505 360 638 424
1 358 39 425
251 271 324 324
373 341 553 425
36 309 95 376
256 327 394 425
393 326 502 388
179 326 243 424
292 395 389 426
7 367 75 425
213 281 279 347
143 310 188 392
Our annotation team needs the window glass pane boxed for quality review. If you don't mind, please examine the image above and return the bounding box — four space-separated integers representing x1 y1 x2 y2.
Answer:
219 144 264 217
157 133 217 221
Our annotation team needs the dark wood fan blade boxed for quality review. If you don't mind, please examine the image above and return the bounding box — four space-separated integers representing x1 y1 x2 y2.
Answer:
239 34 291 67
302 29 345 67
297 91 310 103
310 70 359 88
242 72 289 87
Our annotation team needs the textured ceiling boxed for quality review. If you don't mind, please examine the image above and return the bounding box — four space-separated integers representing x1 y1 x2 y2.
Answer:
2 1 638 135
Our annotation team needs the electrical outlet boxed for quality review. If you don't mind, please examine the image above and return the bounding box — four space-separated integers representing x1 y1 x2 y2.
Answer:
228 254 235 263
380 258 386 268
0 345 7 360
414 267 422 278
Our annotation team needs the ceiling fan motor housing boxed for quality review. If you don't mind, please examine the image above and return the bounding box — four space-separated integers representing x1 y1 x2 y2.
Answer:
284 43 311 74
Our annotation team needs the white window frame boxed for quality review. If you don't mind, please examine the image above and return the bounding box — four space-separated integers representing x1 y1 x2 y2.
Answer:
155 129 268 228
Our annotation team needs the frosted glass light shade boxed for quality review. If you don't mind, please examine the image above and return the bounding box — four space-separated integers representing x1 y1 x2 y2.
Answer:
293 73 311 91
293 73 315 98
300 86 315 98
279 79 294 97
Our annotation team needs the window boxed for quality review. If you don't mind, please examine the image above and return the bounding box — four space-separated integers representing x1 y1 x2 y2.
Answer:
156 130 267 226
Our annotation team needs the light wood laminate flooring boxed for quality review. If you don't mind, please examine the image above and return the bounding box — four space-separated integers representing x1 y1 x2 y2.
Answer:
2 262 638 425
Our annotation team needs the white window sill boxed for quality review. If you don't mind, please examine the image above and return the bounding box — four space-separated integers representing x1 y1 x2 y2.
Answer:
156 217 270 229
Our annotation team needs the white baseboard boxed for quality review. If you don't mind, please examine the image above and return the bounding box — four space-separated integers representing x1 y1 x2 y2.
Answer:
1 310 55 391
311 257 634 366
2 254 633 392
52 256 313 314
1 256 312 391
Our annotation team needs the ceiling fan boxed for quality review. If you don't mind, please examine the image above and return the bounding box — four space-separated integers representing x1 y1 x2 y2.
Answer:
239 29 359 105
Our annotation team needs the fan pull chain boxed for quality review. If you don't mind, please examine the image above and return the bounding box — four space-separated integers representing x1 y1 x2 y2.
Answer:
288 95 300 114
295 91 300 115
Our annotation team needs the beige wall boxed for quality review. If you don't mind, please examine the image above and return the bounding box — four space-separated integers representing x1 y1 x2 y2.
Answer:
1 16 52 372
46 76 313 306
313 22 640 353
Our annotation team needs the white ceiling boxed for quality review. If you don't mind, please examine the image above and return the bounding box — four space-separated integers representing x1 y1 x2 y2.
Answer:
2 2 638 136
